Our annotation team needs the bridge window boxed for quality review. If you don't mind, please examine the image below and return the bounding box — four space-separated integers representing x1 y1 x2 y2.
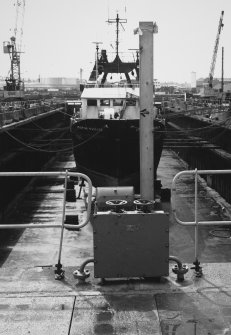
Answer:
87 99 97 106
113 99 123 106
126 98 136 106
100 99 110 106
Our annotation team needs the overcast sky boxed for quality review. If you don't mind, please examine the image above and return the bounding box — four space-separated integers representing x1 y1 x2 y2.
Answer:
0 0 230 83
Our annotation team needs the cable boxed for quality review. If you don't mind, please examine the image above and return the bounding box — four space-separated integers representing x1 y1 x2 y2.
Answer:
29 120 69 132
5 127 103 153
14 126 70 132
27 136 68 149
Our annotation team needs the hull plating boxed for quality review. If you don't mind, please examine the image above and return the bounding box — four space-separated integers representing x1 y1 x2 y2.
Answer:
71 118 165 190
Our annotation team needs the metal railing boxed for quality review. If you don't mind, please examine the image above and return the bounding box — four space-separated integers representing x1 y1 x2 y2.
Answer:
0 170 92 278
171 169 231 265
84 83 140 89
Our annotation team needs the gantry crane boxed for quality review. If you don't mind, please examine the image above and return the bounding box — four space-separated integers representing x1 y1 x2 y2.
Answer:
208 10 224 88
3 0 25 98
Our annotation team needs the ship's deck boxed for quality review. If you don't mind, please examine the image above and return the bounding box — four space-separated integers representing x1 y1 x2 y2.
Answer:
1 150 231 334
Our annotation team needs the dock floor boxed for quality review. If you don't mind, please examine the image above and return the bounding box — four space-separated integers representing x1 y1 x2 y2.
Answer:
1 150 231 334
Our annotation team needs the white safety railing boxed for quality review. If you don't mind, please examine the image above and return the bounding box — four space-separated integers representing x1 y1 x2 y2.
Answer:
0 171 92 229
171 169 231 262
0 171 92 277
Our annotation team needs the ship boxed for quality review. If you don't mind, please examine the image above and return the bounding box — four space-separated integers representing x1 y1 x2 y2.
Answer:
70 14 165 191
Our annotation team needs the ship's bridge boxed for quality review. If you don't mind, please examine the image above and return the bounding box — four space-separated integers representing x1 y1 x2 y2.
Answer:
80 86 140 119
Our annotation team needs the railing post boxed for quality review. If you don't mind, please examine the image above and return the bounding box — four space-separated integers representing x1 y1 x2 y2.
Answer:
55 169 68 279
172 169 231 276
192 168 203 276
194 168 199 261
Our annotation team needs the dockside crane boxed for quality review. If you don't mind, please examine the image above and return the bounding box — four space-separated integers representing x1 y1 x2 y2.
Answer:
208 10 224 89
3 0 25 99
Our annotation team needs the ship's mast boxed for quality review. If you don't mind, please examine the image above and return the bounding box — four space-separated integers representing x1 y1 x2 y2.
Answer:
107 13 127 58
89 13 139 84
92 41 102 85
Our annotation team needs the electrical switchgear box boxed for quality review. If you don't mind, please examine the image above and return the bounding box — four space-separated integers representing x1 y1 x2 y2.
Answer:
92 211 169 278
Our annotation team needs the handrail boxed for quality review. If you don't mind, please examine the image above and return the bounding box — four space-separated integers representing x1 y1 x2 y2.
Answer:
0 170 92 279
171 168 231 265
171 169 231 226
0 171 92 229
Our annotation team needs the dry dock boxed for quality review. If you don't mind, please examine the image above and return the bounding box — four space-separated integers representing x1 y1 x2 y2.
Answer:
1 150 231 334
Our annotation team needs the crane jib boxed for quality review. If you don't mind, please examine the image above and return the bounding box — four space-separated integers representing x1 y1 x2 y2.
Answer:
208 10 224 89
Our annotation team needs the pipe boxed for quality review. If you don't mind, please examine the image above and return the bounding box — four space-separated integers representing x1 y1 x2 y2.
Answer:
169 255 188 282
169 255 183 269
0 171 93 230
139 21 155 200
79 258 95 272
171 168 231 226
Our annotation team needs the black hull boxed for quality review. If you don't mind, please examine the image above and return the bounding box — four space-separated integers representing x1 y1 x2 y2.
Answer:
71 119 165 191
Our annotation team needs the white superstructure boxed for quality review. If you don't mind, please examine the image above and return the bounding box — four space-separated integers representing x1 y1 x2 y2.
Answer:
80 86 140 120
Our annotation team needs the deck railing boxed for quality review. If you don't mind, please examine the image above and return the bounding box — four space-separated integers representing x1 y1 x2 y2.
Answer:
0 171 92 278
84 83 140 89
171 169 231 266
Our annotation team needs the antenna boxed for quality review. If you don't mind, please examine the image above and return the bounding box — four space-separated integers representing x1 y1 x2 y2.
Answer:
129 48 139 63
106 13 127 56
92 41 103 85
